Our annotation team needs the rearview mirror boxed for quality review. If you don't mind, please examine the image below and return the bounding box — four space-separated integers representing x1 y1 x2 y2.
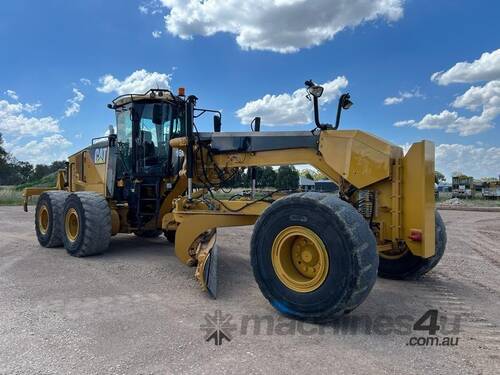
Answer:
152 104 163 125
213 115 221 132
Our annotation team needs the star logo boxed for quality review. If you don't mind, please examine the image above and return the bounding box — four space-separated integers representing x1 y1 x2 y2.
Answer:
200 310 237 345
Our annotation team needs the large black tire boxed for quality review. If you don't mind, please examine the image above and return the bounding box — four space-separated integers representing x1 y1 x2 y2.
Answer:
378 211 447 280
61 192 111 257
164 230 176 244
134 229 162 238
251 192 378 323
35 191 69 247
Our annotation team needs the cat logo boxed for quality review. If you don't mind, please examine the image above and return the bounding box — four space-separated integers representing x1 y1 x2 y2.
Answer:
94 147 107 164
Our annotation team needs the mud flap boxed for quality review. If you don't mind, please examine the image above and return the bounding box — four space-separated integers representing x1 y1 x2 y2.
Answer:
194 231 219 298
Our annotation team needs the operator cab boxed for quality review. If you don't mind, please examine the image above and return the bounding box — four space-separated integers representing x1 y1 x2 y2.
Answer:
108 89 186 229
107 88 221 230
110 89 185 179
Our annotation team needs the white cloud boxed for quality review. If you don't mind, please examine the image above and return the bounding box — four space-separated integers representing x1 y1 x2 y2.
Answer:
0 98 60 136
80 78 92 86
139 1 163 15
4 90 19 101
452 80 500 119
8 134 72 165
394 109 493 136
435 143 500 179
159 0 404 53
97 69 172 95
395 79 500 136
236 76 348 125
152 30 162 38
431 49 500 85
384 88 424 105
64 88 85 118
396 50 500 136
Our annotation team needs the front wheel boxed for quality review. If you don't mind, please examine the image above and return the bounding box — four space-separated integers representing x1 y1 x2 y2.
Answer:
378 211 447 280
251 192 378 323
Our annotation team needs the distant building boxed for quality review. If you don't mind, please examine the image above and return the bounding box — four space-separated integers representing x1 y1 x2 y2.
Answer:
437 182 452 192
299 176 315 191
452 175 474 198
482 180 500 199
314 179 338 193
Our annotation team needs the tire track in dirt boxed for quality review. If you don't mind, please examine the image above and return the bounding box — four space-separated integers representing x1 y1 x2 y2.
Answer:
448 227 500 268
411 272 500 352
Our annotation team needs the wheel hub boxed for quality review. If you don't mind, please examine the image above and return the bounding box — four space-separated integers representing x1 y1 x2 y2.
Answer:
38 205 49 235
272 226 329 293
65 208 80 242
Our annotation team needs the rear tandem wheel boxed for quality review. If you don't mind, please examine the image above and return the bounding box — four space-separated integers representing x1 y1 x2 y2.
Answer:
61 192 112 257
35 191 69 248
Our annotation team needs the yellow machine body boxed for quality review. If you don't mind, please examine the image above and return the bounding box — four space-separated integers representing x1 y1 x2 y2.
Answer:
23 129 436 262
22 80 439 306
168 130 436 265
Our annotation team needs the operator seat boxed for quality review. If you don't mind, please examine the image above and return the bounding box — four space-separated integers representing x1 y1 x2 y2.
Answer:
141 131 157 165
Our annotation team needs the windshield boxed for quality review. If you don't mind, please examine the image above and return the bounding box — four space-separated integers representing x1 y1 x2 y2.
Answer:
115 101 183 174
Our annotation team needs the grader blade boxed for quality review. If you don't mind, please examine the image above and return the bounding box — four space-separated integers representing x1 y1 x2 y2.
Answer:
194 231 219 298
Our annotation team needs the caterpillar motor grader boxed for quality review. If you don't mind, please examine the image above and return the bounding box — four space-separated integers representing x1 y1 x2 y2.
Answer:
23 80 446 322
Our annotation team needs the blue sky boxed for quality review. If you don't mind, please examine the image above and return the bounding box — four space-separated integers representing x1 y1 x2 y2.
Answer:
0 0 499 179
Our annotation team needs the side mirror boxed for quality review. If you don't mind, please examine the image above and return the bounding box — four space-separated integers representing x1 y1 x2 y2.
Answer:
213 115 221 132
152 104 163 125
335 93 353 130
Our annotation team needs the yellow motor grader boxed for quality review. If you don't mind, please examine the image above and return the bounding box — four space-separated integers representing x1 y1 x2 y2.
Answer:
23 80 446 322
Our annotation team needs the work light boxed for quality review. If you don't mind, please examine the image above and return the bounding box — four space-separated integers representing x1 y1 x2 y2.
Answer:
307 85 324 98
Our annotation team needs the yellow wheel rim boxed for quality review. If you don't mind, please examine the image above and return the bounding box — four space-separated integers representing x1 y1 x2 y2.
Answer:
65 208 80 242
271 226 329 293
38 205 49 235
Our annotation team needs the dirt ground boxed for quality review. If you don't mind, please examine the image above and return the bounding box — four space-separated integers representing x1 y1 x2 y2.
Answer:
0 206 499 374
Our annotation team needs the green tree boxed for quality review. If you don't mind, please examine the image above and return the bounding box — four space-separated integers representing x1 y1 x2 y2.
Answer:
260 166 277 187
13 160 34 183
226 168 246 188
0 133 66 185
435 171 446 183
299 168 315 180
276 165 299 190
0 133 8 172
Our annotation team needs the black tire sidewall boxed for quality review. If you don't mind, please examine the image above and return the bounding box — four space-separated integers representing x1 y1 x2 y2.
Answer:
252 199 355 317
35 194 55 246
164 230 176 243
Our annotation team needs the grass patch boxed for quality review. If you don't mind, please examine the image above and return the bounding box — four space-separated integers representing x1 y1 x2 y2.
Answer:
15 172 57 191
0 186 24 205
0 173 58 206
